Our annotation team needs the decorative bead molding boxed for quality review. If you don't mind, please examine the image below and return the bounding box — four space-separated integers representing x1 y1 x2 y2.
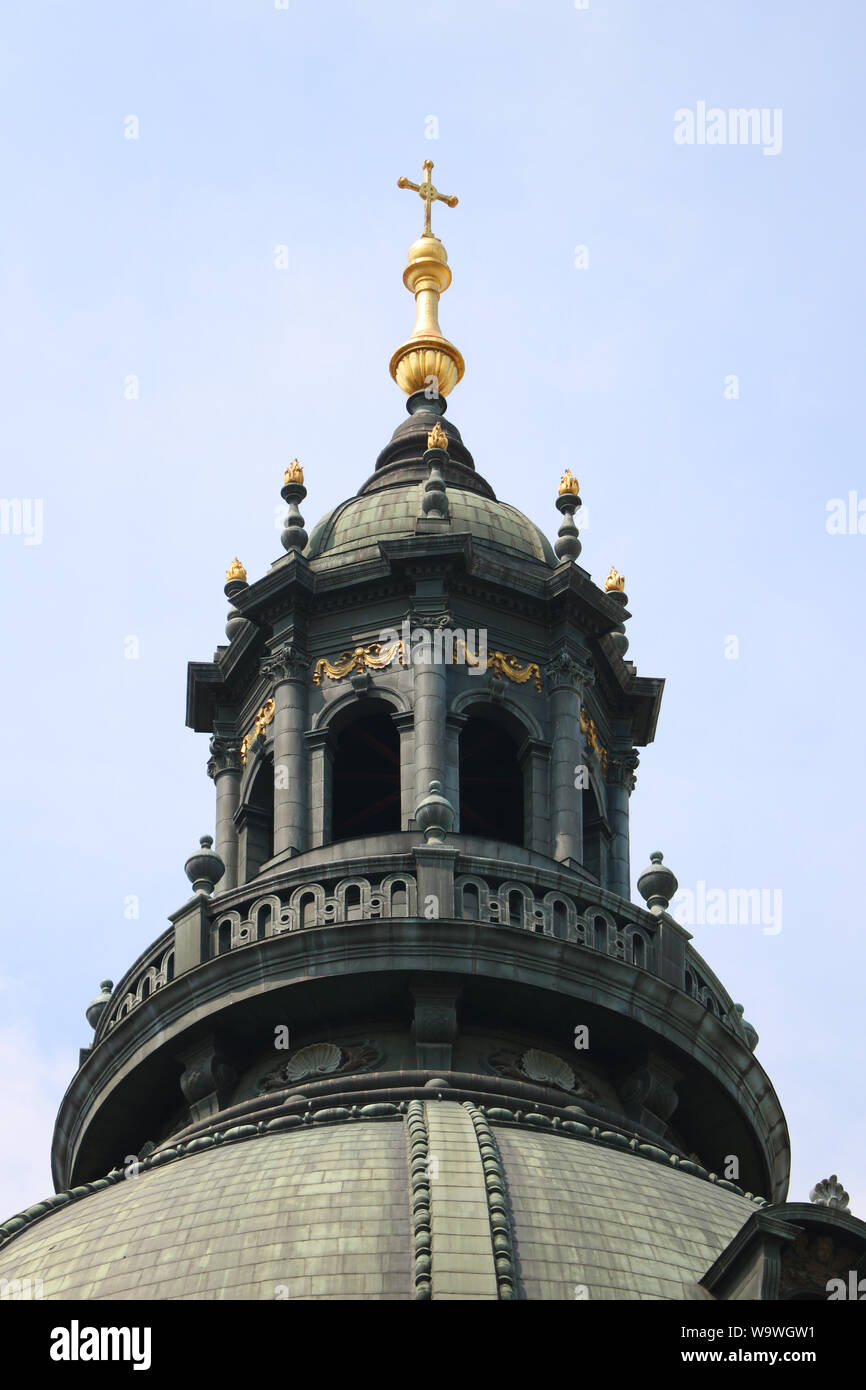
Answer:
406 1100 433 1300
463 1102 517 1300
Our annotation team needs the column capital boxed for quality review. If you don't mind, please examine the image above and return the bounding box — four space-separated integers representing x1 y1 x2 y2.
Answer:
607 748 640 792
207 736 243 779
260 641 309 685
545 646 595 692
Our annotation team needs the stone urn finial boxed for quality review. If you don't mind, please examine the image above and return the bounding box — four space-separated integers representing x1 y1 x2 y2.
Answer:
637 851 678 915
414 780 455 844
86 979 114 1030
184 835 225 895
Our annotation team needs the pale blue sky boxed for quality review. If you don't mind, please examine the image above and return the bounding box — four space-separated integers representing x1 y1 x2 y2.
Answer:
1 0 863 1219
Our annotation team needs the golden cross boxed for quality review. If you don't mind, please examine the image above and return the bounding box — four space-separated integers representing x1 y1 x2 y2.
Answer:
397 160 458 237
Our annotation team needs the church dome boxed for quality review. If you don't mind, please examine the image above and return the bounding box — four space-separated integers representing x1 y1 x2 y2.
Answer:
0 1102 761 1300
306 393 558 568
307 485 557 567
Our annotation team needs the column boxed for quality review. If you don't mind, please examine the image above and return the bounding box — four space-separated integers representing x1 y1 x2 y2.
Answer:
392 712 417 829
261 642 309 857
606 750 639 899
414 655 447 807
545 648 593 865
305 729 334 848
207 737 243 890
444 713 466 831
518 738 551 854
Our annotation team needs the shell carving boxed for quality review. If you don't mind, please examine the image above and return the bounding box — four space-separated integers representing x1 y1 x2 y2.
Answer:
283 1042 343 1082
520 1049 575 1091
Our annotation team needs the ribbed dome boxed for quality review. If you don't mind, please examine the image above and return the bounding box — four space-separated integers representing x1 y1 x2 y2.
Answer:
307 485 557 566
0 1104 759 1300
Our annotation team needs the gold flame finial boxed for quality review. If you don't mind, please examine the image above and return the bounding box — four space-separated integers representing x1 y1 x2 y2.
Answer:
226 557 247 583
558 469 580 496
427 422 448 452
284 458 304 485
390 161 464 398
604 567 625 592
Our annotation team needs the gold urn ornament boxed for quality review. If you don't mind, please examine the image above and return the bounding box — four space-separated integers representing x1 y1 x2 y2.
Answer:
225 558 247 583
604 567 626 593
427 422 448 452
284 458 304 486
558 470 580 496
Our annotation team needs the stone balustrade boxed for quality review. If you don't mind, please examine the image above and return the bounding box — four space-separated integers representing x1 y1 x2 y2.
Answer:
93 840 745 1045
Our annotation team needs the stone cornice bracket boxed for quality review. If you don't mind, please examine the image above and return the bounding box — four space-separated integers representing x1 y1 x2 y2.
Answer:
207 736 243 779
620 1053 682 1138
607 748 640 792
177 1036 236 1125
545 646 595 692
260 642 309 685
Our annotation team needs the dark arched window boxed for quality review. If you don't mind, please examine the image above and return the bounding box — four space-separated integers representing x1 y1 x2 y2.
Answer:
246 751 275 867
458 713 524 846
331 711 401 841
582 786 603 881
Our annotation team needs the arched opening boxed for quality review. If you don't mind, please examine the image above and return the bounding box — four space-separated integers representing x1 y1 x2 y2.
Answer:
581 785 603 881
240 752 275 881
458 712 524 846
331 710 401 842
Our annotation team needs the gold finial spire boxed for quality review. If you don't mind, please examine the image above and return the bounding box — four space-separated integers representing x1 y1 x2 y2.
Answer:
390 161 464 398
284 458 304 485
558 469 580 496
604 567 626 592
397 159 459 238
427 422 448 451
226 557 247 582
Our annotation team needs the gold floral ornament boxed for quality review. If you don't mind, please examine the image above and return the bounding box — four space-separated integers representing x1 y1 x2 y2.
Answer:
558 470 580 496
313 640 409 686
284 459 304 485
225 558 247 583
240 698 276 765
604 567 625 593
451 637 543 693
580 708 608 775
427 422 448 452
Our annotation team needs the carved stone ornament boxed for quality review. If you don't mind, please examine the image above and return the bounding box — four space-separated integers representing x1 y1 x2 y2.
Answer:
809 1175 850 1211
489 1047 595 1100
606 750 639 792
207 736 243 779
257 1040 381 1093
544 647 594 691
260 642 309 686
